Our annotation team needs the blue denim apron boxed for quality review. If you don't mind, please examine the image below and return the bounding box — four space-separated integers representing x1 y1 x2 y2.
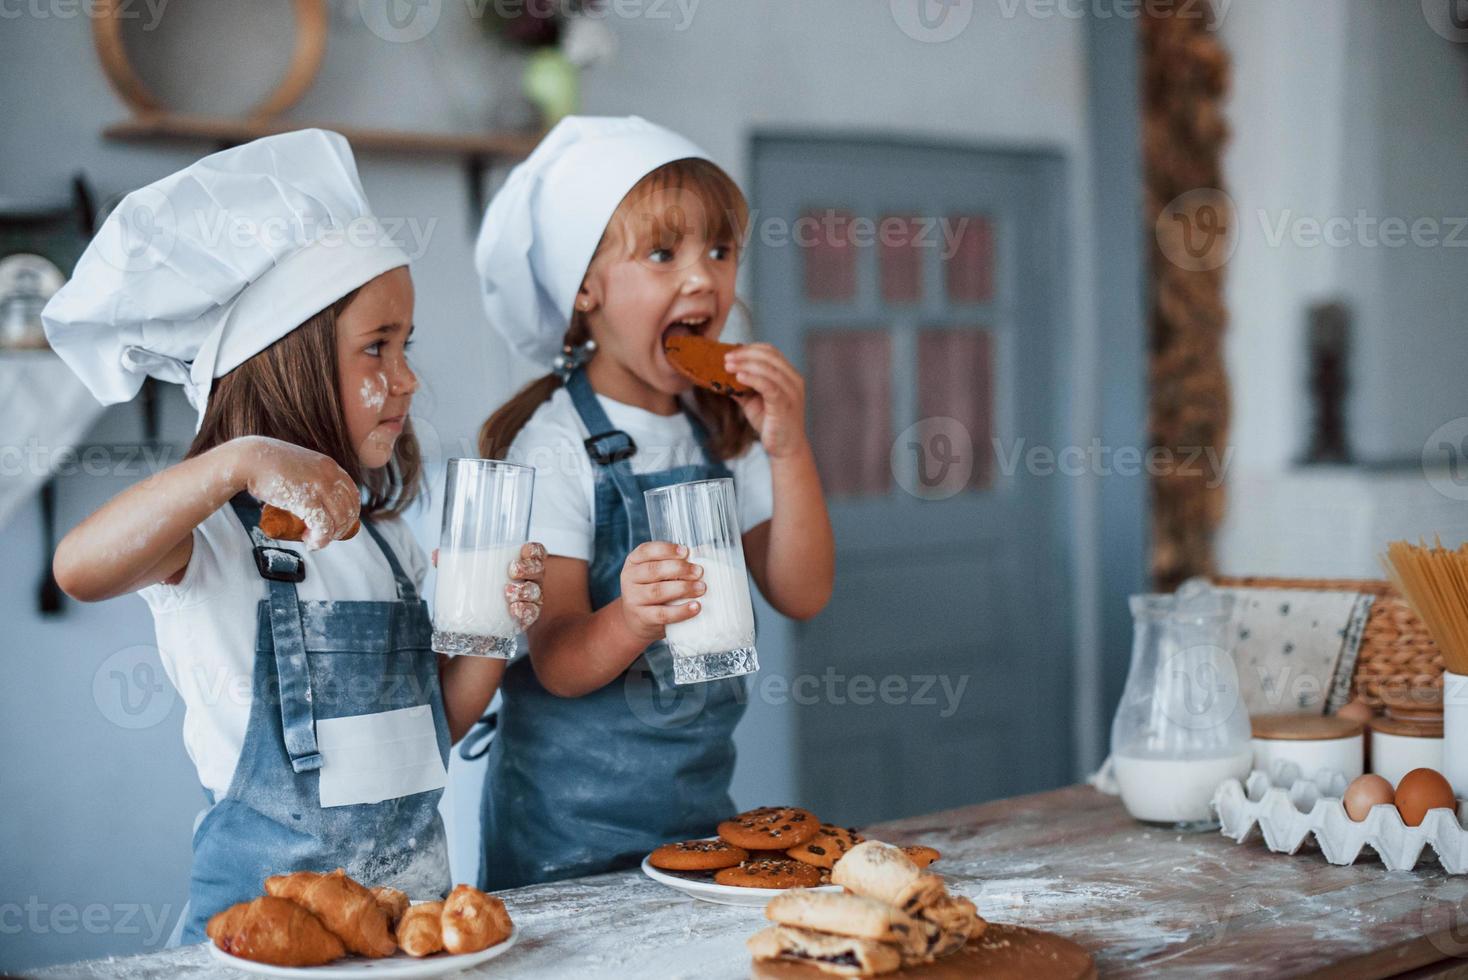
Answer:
475 368 749 889
180 494 451 942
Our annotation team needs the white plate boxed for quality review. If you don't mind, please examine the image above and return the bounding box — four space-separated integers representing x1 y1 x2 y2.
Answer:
207 925 517 978
640 855 842 907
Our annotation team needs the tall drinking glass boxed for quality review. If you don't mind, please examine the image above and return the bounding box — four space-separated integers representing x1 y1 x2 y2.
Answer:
431 458 535 658
644 477 759 685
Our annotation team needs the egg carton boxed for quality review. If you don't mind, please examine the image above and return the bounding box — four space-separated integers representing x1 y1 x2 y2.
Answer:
1212 764 1468 873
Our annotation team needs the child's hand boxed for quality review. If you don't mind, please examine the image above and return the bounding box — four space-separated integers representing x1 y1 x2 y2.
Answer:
235 436 360 550
430 543 547 631
724 343 808 459
617 542 706 643
505 542 547 630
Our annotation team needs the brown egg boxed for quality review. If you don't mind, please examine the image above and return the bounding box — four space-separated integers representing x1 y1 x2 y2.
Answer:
1395 768 1456 827
1336 700 1374 725
1342 774 1394 821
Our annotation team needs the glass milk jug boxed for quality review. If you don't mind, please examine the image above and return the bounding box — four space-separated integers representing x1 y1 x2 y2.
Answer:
1110 584 1252 830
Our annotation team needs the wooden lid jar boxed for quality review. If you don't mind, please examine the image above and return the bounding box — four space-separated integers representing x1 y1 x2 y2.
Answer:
1370 714 1444 788
1251 714 1365 781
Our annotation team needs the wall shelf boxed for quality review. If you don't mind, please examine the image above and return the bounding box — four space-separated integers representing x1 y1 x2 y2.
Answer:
102 113 543 219
103 112 543 158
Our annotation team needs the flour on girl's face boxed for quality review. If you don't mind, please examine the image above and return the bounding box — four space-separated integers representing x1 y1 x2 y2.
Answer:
360 372 388 412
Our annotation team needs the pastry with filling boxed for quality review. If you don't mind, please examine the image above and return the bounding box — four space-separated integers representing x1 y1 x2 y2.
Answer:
765 888 930 958
830 841 947 913
747 924 902 977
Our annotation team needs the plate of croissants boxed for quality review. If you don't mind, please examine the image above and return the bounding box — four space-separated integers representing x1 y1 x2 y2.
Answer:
206 869 517 978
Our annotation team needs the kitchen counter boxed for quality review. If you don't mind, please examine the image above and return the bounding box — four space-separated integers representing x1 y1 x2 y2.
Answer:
33 785 1468 979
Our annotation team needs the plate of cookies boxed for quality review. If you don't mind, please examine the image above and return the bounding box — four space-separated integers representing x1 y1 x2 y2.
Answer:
641 806 941 907
206 870 517 978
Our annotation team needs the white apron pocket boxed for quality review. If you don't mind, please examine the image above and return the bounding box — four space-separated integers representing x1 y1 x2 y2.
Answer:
314 704 447 808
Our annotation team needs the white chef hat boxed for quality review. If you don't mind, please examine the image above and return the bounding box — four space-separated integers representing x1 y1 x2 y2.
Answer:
43 128 409 426
474 115 713 366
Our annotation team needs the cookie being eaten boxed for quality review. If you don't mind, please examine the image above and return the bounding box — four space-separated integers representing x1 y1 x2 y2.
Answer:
663 335 753 396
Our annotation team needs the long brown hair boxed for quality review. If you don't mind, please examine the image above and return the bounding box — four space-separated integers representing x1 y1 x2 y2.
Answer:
479 158 759 462
187 289 423 519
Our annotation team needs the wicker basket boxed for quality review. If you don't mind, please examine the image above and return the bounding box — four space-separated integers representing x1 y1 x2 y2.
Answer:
1213 577 1443 709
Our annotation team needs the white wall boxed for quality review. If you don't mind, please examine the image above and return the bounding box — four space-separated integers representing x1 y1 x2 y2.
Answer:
1217 0 1468 577
0 2 1099 971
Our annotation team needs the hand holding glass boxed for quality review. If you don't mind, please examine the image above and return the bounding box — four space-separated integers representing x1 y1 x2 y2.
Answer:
644 478 759 685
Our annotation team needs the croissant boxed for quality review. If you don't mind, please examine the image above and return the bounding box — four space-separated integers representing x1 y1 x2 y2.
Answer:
260 503 360 542
441 884 513 955
396 901 445 957
207 895 345 967
264 868 396 958
372 886 411 929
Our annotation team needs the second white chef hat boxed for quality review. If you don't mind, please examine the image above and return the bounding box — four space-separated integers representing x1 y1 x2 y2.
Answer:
473 115 714 367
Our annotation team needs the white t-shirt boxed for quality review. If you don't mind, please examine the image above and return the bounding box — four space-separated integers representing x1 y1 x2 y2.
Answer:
139 506 428 800
506 386 774 561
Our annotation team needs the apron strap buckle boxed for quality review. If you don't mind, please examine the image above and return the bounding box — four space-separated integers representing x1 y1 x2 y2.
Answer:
289 751 323 773
253 544 305 583
584 430 637 466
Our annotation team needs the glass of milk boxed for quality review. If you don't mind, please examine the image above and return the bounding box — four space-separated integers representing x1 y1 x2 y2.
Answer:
431 458 535 658
644 478 759 685
1110 583 1252 831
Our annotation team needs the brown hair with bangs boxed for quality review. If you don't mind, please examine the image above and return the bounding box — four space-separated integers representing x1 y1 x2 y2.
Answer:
479 157 759 463
187 288 423 519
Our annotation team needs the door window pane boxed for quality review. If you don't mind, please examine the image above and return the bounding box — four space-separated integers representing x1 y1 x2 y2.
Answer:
918 329 993 490
807 330 893 496
879 215 923 304
944 215 995 303
802 209 856 302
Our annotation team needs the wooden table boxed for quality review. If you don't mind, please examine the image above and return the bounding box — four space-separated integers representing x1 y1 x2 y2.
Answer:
32 786 1468 979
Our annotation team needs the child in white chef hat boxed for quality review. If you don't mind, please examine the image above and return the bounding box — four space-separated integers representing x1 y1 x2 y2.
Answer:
43 129 545 942
469 115 835 889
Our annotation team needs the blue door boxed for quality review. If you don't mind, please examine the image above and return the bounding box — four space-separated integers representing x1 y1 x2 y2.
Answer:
750 135 1074 823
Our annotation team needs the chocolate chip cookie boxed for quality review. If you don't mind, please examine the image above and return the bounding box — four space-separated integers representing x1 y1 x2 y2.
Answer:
648 838 749 872
718 806 820 850
785 824 865 870
715 857 824 889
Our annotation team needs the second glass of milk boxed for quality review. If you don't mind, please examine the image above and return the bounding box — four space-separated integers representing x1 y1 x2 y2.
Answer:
645 478 759 685
431 458 535 658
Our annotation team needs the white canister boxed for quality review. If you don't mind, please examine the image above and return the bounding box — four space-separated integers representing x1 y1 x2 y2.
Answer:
1370 714 1444 788
1251 714 1365 782
1443 670 1468 797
